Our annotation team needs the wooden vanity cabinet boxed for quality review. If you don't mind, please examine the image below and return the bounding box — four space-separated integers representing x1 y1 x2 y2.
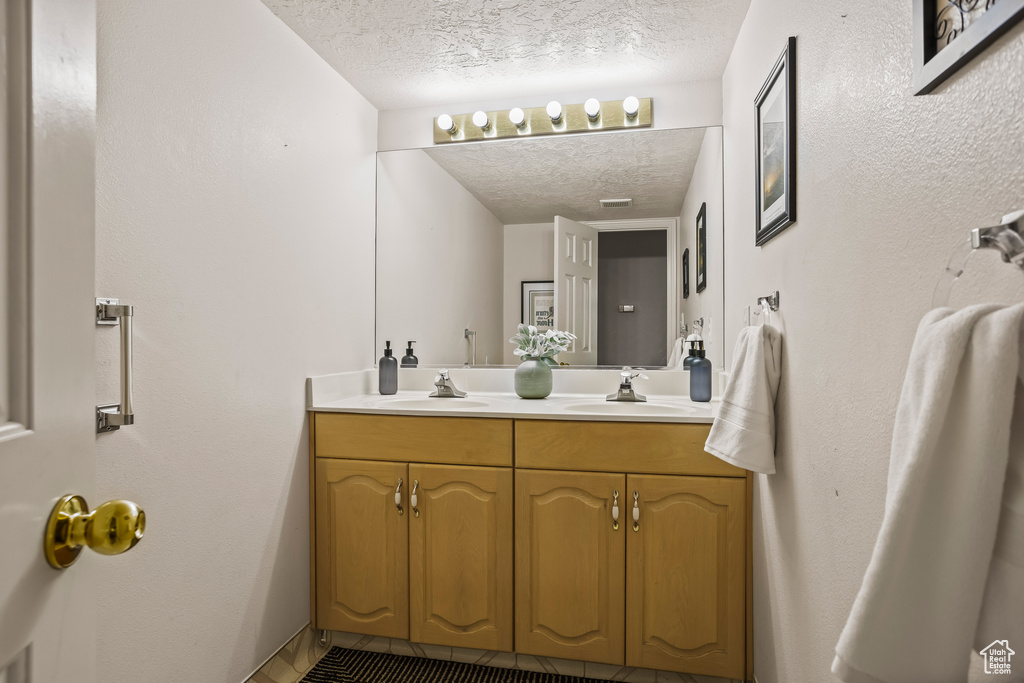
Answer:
514 420 750 680
311 414 514 651
311 413 752 681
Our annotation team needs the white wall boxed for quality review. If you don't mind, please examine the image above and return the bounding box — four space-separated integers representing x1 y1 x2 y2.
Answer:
720 4 1024 682
378 80 723 151
94 2 378 681
376 150 504 366
502 223 555 364
678 127 724 367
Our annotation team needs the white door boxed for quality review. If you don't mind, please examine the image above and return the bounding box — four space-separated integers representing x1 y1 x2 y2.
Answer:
554 216 599 365
0 1 107 681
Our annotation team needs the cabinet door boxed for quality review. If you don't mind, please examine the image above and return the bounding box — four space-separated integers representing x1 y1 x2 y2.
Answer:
626 475 746 678
315 459 409 638
515 469 626 665
409 464 513 651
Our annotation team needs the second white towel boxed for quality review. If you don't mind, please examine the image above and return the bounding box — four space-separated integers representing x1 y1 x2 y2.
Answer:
704 324 782 474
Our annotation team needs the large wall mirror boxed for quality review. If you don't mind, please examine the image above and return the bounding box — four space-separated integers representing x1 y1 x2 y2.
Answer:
375 125 724 370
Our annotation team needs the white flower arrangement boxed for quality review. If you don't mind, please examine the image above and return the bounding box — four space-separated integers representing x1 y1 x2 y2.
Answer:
509 324 576 359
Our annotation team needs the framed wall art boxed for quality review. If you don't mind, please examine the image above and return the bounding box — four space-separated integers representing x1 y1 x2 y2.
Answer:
913 0 1024 95
682 248 690 299
755 36 796 247
521 281 554 331
696 203 707 294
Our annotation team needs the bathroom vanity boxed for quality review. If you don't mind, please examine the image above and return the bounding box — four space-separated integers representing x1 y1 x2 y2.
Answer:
307 380 753 681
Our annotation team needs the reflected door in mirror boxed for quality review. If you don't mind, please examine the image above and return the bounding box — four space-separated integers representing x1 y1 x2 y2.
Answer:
554 216 598 365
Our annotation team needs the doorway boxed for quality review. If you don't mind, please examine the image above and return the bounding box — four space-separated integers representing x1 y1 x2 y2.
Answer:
596 230 668 367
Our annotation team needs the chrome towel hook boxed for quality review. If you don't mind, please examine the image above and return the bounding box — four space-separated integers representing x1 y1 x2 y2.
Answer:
758 291 780 311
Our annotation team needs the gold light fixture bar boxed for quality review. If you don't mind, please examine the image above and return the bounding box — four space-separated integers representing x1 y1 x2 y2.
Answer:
433 98 653 144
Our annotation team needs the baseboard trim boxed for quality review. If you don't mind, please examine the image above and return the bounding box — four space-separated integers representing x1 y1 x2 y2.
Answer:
241 622 311 683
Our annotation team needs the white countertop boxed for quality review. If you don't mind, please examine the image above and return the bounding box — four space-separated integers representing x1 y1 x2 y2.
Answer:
308 369 718 424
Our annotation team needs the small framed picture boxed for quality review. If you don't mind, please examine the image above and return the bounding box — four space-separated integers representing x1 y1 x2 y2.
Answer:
521 281 554 331
696 203 707 294
755 36 796 247
682 248 690 299
913 0 1024 95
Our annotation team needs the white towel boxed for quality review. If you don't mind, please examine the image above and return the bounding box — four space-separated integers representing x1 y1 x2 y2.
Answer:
833 304 1024 683
667 337 685 368
704 324 782 474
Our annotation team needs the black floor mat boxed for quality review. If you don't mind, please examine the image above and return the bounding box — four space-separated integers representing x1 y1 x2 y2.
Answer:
300 647 607 683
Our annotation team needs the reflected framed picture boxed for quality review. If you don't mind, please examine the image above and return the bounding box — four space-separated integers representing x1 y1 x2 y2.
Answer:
521 281 554 331
755 36 796 247
696 203 707 294
682 248 690 299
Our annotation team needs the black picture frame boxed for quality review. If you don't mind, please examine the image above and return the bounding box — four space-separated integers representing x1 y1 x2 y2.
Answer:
754 36 797 247
682 248 690 299
913 0 1024 95
696 203 707 294
520 280 554 330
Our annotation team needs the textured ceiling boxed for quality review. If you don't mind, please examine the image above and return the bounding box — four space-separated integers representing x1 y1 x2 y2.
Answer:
418 127 710 224
259 0 752 109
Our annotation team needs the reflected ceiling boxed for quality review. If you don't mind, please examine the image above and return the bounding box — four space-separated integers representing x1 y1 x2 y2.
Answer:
260 0 752 109
420 127 709 224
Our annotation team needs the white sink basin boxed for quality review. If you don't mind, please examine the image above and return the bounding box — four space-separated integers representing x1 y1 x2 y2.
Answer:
562 401 695 416
374 398 491 410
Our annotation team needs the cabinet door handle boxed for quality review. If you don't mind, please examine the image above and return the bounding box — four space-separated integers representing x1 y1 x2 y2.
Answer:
632 491 640 531
411 480 420 518
612 490 619 531
395 478 404 516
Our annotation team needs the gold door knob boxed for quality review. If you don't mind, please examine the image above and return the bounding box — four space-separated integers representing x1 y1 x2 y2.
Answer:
44 494 145 569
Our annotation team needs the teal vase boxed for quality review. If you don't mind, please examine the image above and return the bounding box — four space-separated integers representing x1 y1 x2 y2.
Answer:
515 357 553 399
539 356 559 367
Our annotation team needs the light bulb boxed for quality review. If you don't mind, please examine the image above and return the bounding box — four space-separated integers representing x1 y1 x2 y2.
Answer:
437 114 457 134
546 100 562 123
584 98 601 120
472 110 490 130
623 96 640 118
509 107 526 128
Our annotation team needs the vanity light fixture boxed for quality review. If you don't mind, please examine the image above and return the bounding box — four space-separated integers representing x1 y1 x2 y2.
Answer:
432 97 651 144
546 100 563 123
437 114 458 135
623 96 640 119
509 107 526 128
472 110 490 131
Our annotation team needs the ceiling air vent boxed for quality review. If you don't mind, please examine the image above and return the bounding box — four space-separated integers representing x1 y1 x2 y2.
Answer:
600 198 632 209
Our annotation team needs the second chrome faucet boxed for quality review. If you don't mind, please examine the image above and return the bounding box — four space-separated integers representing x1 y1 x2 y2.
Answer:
607 367 648 402
429 370 467 398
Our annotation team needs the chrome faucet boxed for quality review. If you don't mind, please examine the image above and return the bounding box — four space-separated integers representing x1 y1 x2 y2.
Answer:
607 367 648 402
429 370 467 398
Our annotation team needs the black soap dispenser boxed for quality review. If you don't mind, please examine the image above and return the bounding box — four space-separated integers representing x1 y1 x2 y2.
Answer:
379 341 398 395
401 341 418 368
689 340 712 402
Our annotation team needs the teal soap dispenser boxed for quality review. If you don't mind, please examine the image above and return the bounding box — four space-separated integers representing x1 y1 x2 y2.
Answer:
689 341 712 402
379 341 398 395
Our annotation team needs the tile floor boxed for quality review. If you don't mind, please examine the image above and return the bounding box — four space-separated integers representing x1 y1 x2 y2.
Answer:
247 626 745 683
